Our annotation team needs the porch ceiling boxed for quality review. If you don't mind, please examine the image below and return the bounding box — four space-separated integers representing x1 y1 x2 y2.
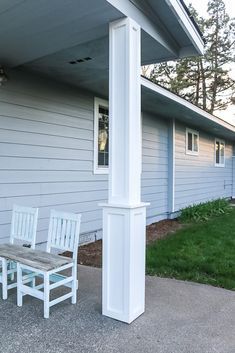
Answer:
0 0 176 68
20 37 110 97
0 0 203 80
0 0 120 68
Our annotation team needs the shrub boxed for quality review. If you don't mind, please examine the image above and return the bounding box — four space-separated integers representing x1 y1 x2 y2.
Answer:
179 198 232 223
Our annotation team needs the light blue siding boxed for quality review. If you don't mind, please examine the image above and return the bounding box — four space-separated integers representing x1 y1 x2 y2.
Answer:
142 113 169 224
0 70 168 245
0 71 107 244
0 70 234 246
174 121 233 211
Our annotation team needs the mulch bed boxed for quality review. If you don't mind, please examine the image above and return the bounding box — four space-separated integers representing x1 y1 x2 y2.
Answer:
63 218 182 268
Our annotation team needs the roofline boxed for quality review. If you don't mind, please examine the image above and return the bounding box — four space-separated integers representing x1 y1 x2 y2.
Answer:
165 0 205 56
108 0 204 58
141 76 235 134
178 0 205 43
107 0 178 57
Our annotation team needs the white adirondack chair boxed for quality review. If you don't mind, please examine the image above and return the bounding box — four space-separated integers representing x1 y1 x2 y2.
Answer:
17 209 81 318
0 204 38 299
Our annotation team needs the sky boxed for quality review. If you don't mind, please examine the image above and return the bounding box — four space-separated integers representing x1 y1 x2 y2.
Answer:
184 0 235 16
184 0 235 124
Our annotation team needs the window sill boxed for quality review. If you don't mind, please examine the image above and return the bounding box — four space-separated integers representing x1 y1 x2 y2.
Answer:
186 150 199 156
94 167 109 175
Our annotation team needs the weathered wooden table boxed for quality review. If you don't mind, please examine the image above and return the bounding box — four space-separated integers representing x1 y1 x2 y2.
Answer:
0 243 72 271
0 243 76 318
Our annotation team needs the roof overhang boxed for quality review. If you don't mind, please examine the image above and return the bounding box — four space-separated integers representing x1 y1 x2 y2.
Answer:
0 0 204 70
164 0 205 57
107 0 204 63
141 77 235 141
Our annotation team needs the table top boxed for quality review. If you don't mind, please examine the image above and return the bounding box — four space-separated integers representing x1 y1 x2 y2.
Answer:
0 243 72 272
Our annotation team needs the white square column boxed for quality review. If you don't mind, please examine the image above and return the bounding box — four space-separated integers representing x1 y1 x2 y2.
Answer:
101 17 149 323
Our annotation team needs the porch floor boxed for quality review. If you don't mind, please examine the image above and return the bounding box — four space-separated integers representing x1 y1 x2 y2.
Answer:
0 265 234 353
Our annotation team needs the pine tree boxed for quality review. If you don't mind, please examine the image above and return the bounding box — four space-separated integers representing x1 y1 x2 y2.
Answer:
148 0 235 114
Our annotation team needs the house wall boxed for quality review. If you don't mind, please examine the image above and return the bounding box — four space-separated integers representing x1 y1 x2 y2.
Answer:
141 113 169 223
0 69 233 246
232 157 235 198
174 121 233 211
0 70 104 245
0 70 169 245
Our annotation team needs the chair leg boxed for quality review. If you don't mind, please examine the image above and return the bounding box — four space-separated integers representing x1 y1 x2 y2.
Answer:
44 272 50 319
2 259 8 300
17 263 23 306
71 264 77 304
30 276 36 288
9 262 15 282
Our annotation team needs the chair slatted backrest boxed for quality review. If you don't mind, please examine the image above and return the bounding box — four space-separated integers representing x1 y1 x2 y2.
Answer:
47 210 81 260
10 205 39 249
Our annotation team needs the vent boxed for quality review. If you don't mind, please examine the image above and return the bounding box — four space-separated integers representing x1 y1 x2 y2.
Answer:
69 57 92 65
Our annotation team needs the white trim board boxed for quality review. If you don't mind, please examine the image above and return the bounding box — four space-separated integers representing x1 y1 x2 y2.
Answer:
93 97 109 175
107 0 204 58
185 127 199 156
214 138 225 168
106 0 178 57
166 0 204 55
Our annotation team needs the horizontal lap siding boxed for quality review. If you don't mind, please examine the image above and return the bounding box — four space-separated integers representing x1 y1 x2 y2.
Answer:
2 70 232 242
0 70 167 244
142 113 168 223
0 71 108 244
175 122 233 211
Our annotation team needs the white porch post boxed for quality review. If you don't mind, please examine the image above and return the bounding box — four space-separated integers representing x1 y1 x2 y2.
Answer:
101 17 148 324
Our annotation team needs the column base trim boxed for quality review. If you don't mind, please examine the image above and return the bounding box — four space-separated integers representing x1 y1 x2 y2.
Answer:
102 306 145 324
102 204 147 324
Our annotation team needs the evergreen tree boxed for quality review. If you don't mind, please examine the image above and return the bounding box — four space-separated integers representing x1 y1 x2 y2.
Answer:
148 0 235 114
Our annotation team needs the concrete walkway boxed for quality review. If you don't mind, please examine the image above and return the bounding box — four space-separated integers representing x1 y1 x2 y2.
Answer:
0 265 234 353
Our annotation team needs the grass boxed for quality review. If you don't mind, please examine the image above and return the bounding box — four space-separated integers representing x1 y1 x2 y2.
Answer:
180 198 231 223
146 208 235 290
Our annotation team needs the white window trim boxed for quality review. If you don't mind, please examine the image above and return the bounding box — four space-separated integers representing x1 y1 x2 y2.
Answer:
214 138 225 167
94 98 143 174
94 97 109 174
186 128 199 156
140 112 143 174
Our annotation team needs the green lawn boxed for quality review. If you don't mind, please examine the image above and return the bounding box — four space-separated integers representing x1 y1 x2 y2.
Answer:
146 209 235 290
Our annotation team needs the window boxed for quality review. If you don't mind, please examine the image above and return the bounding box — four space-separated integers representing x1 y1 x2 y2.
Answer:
186 128 199 155
94 98 109 174
215 139 225 167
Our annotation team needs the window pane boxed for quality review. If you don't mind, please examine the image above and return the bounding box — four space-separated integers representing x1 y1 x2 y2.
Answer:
193 134 198 152
104 151 109 166
220 143 225 164
188 132 192 151
98 151 105 166
98 105 109 167
215 141 220 164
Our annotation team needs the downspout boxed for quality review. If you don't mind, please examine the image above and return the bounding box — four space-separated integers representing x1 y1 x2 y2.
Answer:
168 118 175 217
